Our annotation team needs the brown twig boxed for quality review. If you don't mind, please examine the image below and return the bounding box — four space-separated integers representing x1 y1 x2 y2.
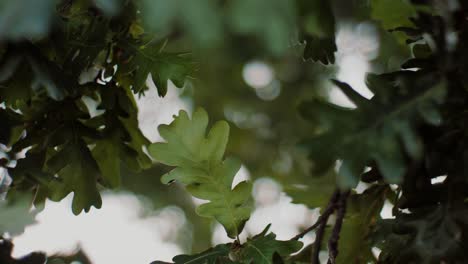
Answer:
327 191 350 264
292 194 338 241
311 190 341 264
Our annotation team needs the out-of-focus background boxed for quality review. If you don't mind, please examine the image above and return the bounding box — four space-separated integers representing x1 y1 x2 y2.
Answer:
5 1 411 263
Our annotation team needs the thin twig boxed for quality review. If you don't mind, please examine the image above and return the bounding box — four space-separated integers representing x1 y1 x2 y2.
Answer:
327 191 350 264
292 198 337 241
311 190 341 264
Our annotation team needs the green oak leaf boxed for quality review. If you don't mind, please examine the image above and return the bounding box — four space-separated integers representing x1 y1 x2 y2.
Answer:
151 244 234 264
298 0 336 64
92 135 121 188
119 114 153 170
334 185 388 264
92 117 152 188
300 73 446 188
374 203 468 263
118 40 194 97
0 195 37 236
0 45 68 103
370 0 428 45
46 139 102 215
285 170 336 210
233 224 303 264
371 0 416 30
92 84 152 187
148 108 253 238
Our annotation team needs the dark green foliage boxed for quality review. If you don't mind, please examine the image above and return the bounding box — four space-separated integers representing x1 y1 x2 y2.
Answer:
0 239 46 264
375 204 468 263
232 225 303 263
151 244 233 264
0 0 193 215
115 40 194 96
334 185 388 263
300 74 445 188
297 0 336 64
2 0 468 263
156 225 302 264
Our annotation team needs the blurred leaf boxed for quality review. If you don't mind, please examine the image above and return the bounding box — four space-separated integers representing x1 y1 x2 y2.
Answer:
302 36 336 65
300 74 446 187
140 0 222 46
149 108 253 238
371 0 416 29
0 0 55 40
285 171 336 210
0 240 46 264
0 108 22 146
119 114 153 169
92 136 121 188
298 0 336 64
48 249 92 264
228 0 296 55
93 0 123 16
375 203 468 263
233 224 303 263
0 195 36 236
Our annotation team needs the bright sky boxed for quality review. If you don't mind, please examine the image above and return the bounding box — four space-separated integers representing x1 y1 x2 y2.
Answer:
11 23 380 264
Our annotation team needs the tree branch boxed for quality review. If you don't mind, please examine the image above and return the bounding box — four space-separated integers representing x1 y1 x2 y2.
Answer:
327 191 350 264
310 190 341 264
292 192 338 241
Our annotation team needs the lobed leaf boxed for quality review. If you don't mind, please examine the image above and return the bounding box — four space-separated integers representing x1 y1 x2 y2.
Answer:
151 244 234 264
300 72 446 188
117 40 195 97
334 185 388 264
297 0 337 64
149 108 253 238
232 224 303 264
46 140 102 215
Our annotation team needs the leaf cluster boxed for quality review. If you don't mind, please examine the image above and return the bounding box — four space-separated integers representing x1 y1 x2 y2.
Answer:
0 0 194 215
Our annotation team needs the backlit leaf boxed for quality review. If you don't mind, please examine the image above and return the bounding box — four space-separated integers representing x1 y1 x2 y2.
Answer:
148 108 253 238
